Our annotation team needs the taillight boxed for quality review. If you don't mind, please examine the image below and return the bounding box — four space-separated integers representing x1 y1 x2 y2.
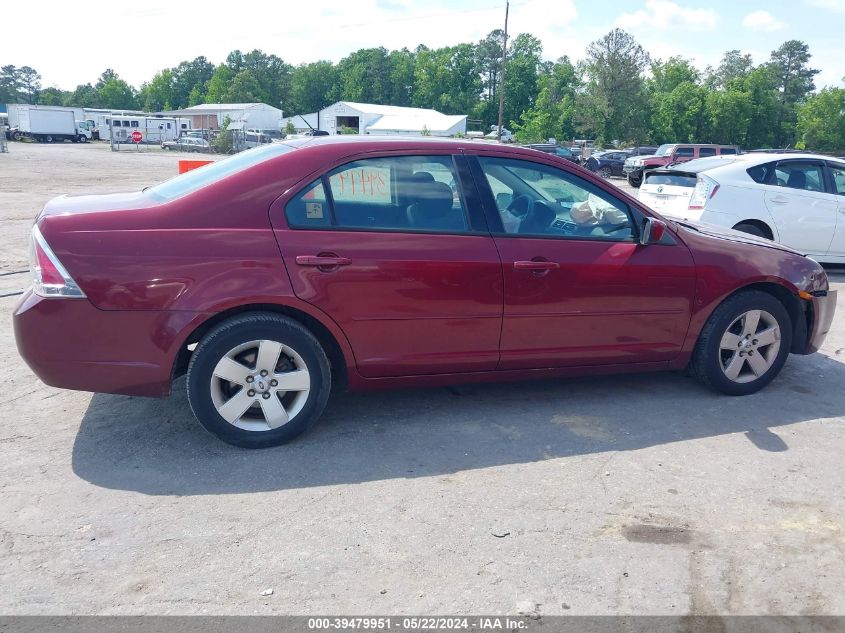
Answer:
688 175 719 210
29 225 86 298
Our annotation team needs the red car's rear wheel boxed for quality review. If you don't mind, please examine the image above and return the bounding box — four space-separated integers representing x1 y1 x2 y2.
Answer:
186 313 331 448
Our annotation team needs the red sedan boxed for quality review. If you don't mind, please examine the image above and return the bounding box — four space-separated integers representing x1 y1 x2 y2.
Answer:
13 137 837 447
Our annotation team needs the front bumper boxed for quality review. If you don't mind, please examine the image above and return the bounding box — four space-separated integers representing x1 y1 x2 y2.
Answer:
805 291 837 354
13 290 202 397
623 165 642 176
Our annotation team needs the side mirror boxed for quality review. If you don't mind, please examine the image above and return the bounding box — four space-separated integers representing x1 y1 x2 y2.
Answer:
640 217 668 245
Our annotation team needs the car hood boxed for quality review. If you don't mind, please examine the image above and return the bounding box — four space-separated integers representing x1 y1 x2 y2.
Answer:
673 219 805 257
38 190 153 218
627 154 658 162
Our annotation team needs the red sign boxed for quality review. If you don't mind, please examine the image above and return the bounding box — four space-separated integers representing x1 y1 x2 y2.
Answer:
131 130 143 143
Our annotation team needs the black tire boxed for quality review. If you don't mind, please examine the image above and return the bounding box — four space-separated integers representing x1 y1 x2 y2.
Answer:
44 135 53 143
599 166 613 179
690 290 792 396
186 313 332 448
733 222 769 239
78 135 88 143
627 174 642 188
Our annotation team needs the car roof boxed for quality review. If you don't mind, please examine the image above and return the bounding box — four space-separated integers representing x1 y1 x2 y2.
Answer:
278 135 574 161
738 151 843 163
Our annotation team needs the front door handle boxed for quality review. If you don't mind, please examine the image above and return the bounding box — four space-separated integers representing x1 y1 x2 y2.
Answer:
769 196 790 204
514 260 560 271
295 255 352 268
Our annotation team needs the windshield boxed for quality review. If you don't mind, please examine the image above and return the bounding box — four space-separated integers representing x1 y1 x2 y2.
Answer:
146 143 295 202
654 144 674 156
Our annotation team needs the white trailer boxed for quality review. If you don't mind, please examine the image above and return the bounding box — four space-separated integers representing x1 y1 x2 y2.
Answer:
7 105 90 143
99 115 181 143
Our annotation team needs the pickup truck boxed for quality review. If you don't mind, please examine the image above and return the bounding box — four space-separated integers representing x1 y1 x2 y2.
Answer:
623 143 739 187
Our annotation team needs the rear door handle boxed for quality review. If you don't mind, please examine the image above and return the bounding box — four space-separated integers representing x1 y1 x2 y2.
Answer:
769 196 790 204
295 255 352 267
514 260 560 271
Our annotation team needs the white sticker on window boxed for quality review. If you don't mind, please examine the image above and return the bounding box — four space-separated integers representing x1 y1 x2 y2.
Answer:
305 202 324 219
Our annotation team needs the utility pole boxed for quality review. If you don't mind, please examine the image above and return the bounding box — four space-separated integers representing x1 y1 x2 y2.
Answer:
496 0 510 142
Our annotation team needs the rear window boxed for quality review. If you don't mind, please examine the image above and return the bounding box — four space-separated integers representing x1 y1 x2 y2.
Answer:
644 174 698 187
146 143 294 202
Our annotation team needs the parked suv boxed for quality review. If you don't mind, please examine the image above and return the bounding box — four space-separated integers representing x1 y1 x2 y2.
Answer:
624 144 739 187
14 138 835 448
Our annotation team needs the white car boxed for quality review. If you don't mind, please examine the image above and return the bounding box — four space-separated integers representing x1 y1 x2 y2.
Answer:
639 153 845 264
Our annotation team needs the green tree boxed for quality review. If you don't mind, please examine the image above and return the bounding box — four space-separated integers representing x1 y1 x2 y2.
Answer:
213 116 234 153
36 87 67 106
289 61 337 114
768 40 819 146
0 65 20 103
96 70 138 109
706 88 753 145
17 66 41 103
336 47 391 103
413 44 480 114
171 56 214 107
64 83 100 108
205 65 234 103
513 56 580 143
387 48 416 106
139 69 175 111
796 88 845 151
652 81 708 143
710 50 753 89
576 29 650 144
224 69 265 103
504 33 543 126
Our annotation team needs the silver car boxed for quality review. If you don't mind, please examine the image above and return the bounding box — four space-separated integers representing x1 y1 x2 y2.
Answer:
162 137 211 153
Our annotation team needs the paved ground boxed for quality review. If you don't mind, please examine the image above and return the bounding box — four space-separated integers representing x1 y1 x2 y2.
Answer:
1 142 844 616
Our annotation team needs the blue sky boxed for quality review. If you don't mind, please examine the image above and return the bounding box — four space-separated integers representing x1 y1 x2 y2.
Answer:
2 0 842 91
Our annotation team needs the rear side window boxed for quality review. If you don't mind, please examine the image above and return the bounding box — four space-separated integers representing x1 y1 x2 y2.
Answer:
698 147 716 158
285 156 469 233
285 179 332 227
675 147 695 158
747 164 769 183
720 147 737 155
831 165 845 195
772 163 825 192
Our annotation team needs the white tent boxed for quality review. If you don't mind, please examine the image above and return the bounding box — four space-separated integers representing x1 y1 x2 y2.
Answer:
307 102 467 137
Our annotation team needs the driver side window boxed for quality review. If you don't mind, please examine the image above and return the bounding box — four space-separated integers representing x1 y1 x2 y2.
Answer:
477 157 634 240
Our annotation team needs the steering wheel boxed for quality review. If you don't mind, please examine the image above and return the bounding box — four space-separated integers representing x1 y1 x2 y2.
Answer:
507 194 535 218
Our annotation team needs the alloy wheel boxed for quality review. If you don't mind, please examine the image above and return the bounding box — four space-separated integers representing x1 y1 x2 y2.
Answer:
209 339 311 432
718 309 781 383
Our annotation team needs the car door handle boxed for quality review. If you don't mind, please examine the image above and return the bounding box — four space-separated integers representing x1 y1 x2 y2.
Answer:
295 255 352 267
514 260 560 271
769 196 790 204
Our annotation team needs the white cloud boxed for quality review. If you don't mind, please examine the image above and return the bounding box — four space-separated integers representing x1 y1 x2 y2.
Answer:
804 0 845 11
742 10 786 32
615 0 718 31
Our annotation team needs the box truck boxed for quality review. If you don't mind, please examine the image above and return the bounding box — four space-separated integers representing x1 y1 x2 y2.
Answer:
7 105 92 143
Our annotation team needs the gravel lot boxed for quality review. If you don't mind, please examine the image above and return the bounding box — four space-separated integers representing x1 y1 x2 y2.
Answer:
1 142 844 616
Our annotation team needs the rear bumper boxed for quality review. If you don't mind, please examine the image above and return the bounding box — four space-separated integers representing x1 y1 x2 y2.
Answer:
805 291 837 354
13 290 202 397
